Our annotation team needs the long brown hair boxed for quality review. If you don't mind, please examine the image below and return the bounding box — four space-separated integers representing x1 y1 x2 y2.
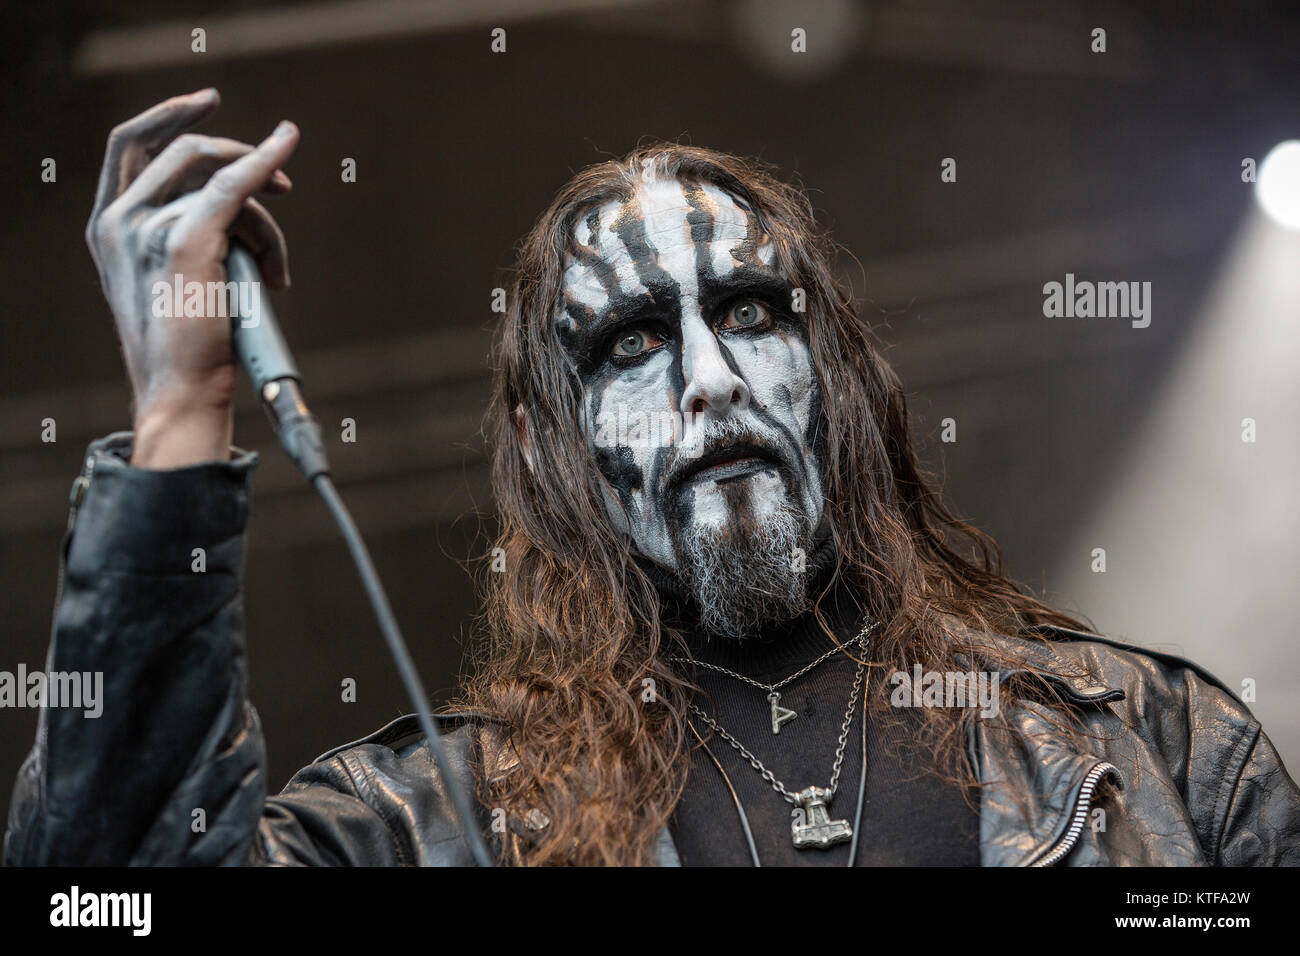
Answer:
459 142 1092 865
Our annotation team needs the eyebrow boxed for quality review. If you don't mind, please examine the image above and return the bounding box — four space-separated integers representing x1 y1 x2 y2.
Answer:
698 265 789 309
564 286 678 349
561 262 793 361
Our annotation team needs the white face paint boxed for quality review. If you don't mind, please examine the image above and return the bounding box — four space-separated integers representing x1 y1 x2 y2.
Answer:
556 174 824 574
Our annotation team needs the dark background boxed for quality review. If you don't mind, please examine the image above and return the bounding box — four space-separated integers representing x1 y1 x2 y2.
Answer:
3 0 1298 827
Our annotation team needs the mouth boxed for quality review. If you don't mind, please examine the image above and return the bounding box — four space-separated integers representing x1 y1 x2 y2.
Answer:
672 443 783 489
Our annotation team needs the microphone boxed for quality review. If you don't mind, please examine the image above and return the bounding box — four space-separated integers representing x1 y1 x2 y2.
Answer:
224 240 496 867
226 242 329 480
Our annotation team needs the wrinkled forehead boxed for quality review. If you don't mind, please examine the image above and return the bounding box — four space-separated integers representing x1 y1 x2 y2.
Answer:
557 176 778 332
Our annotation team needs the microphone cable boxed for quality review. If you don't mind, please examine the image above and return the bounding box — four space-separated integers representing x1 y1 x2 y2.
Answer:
227 240 495 867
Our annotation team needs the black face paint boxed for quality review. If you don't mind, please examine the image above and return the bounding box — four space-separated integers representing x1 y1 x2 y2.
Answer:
557 174 824 573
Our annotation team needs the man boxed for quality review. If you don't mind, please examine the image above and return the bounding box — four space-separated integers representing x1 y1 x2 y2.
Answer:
6 89 1299 867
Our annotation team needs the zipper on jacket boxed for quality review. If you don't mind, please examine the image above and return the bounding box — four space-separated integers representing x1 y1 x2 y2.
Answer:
50 454 96 631
1031 760 1117 866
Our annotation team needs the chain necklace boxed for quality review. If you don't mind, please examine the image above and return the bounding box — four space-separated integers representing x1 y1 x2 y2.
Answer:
686 634 871 850
672 619 877 734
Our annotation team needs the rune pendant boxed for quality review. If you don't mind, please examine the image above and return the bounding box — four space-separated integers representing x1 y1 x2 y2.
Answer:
768 691 798 734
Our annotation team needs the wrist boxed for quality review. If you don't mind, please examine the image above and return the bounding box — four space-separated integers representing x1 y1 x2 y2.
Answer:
131 393 234 469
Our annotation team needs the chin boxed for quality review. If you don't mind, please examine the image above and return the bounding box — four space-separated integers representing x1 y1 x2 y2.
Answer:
682 466 802 528
672 489 814 640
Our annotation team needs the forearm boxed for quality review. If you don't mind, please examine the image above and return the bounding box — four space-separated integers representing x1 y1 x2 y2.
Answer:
4 432 265 865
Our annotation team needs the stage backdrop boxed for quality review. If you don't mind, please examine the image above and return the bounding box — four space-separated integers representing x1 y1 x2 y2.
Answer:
3 0 1298 829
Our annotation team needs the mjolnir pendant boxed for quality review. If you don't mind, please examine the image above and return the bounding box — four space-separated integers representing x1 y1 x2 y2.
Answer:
790 785 853 849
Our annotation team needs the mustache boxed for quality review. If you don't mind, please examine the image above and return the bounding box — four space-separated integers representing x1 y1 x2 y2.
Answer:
663 416 792 492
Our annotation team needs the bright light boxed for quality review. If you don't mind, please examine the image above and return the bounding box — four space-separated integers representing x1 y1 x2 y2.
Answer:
1055 211 1300 775
1256 140 1300 230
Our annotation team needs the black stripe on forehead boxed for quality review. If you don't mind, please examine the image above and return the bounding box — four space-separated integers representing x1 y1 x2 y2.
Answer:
682 182 726 303
557 205 630 339
682 181 718 249
557 181 784 359
563 210 623 302
689 182 775 282
611 192 680 302
727 197 768 270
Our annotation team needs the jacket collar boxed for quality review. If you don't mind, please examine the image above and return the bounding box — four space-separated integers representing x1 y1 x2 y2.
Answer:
983 627 1126 704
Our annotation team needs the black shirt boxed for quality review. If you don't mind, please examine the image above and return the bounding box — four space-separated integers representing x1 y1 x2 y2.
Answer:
665 574 982 866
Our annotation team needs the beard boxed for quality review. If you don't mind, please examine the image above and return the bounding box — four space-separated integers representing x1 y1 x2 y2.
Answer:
673 481 813 640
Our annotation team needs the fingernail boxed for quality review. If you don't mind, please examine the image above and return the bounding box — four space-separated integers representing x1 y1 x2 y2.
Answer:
274 120 295 137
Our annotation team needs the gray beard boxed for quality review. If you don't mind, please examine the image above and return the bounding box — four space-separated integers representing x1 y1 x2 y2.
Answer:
675 493 812 640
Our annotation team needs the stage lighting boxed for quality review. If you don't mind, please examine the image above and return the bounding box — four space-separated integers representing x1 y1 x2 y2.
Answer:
1257 140 1300 230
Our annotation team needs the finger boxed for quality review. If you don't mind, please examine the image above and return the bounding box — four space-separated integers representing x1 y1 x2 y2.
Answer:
174 121 299 239
265 169 293 195
113 134 292 212
229 198 290 290
152 191 291 290
91 88 221 222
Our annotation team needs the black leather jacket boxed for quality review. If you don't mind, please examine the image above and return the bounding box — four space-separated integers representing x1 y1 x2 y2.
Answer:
5 433 1299 866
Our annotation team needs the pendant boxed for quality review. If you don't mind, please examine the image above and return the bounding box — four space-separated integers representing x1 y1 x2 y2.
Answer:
768 691 797 735
791 786 852 849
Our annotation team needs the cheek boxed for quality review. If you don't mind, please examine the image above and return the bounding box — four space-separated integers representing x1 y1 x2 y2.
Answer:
737 334 816 432
586 352 677 486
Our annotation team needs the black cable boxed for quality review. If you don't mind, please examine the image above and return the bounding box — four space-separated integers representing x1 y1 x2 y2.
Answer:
312 472 495 867
227 241 495 867
688 720 762 867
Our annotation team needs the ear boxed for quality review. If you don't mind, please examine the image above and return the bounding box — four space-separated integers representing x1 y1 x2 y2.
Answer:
513 403 535 475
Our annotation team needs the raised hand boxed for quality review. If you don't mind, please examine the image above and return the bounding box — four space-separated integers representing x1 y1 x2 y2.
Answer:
84 88 300 467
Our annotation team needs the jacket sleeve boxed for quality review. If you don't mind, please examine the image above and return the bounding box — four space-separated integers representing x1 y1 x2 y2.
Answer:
1216 724 1300 866
250 754 405 866
2 432 397 866
1176 665 1300 866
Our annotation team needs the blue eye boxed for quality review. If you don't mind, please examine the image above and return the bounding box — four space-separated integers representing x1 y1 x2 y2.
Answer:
612 328 663 357
720 299 770 331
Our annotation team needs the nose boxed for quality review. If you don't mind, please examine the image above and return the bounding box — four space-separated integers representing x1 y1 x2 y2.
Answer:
679 318 751 417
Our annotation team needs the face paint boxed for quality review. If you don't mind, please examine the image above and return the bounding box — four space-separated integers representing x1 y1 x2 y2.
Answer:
557 172 824 580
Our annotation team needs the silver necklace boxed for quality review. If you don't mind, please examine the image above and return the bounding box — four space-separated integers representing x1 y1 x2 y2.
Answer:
686 636 870 850
672 619 877 734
